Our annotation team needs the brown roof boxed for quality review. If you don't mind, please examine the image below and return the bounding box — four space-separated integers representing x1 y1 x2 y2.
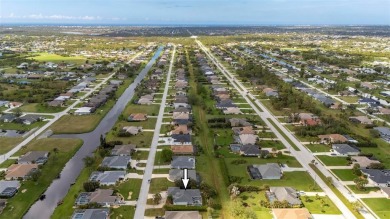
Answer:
130 113 147 121
6 164 38 179
272 208 312 219
318 134 348 143
172 125 189 135
171 145 194 154
240 126 255 135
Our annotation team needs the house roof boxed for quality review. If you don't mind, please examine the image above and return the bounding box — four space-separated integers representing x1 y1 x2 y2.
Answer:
172 125 189 135
171 156 195 169
232 126 255 135
318 134 348 143
71 209 110 219
272 208 312 219
173 107 190 113
173 112 190 120
165 211 201 219
361 169 390 184
122 126 142 135
240 145 260 155
332 144 360 154
89 189 118 203
18 151 48 163
89 171 126 184
0 180 20 193
128 113 147 121
101 156 131 168
239 134 258 145
6 164 38 179
253 163 281 179
351 156 381 168
374 127 390 136
168 169 197 182
111 144 136 156
223 107 241 114
270 187 301 205
171 145 194 154
167 187 201 204
171 134 191 143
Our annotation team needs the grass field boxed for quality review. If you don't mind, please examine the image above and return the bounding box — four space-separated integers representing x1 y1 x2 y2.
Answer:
1 138 83 219
317 155 349 166
50 114 102 134
0 120 47 131
115 179 142 201
18 103 65 113
29 53 86 64
238 191 272 219
306 144 331 153
362 198 390 219
302 195 342 214
332 169 357 181
0 137 23 154
149 178 175 194
111 206 136 219
347 185 380 194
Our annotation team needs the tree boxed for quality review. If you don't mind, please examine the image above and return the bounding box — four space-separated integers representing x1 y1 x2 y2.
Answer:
153 193 162 205
83 156 96 168
352 163 362 176
161 148 173 162
14 107 22 117
83 181 100 192
354 177 369 191
351 201 362 212
326 176 333 186
30 170 41 181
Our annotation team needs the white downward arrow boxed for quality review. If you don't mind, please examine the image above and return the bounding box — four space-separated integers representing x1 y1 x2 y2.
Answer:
182 168 189 189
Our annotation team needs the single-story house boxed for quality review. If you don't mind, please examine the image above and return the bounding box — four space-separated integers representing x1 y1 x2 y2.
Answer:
101 156 131 170
71 209 110 219
18 151 49 165
5 164 39 180
122 126 142 135
267 187 302 207
75 189 121 206
332 144 360 156
111 144 136 156
351 156 381 169
171 125 190 135
0 114 17 123
238 134 258 145
171 145 194 155
171 156 196 169
74 107 92 115
17 115 45 125
223 107 242 115
349 116 373 125
89 171 126 186
167 187 202 206
248 163 282 180
318 134 348 144
171 134 192 145
127 113 148 122
0 181 20 198
168 169 198 183
361 169 390 187
373 127 390 142
229 118 252 127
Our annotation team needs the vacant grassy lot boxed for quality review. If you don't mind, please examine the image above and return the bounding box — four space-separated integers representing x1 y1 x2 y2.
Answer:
348 185 380 194
115 179 142 201
332 169 357 181
302 196 341 214
149 178 175 194
1 138 83 219
0 120 47 131
306 144 331 153
0 137 23 154
111 206 136 219
50 114 101 134
238 191 272 219
362 198 390 219
317 155 349 166
18 103 65 113
29 52 86 64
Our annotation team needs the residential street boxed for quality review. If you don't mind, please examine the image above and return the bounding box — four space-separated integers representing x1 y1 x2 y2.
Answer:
196 39 377 219
133 45 176 219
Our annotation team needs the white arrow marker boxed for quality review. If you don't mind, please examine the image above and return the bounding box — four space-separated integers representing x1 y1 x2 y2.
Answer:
182 168 189 189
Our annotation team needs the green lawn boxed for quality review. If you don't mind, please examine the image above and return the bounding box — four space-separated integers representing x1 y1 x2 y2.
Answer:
332 169 357 181
106 131 153 148
317 155 349 166
362 198 390 219
50 114 102 134
0 120 47 131
1 138 83 219
306 144 331 153
110 206 135 219
238 191 272 219
302 195 342 214
17 103 65 113
149 178 175 194
115 179 142 201
0 158 17 168
0 137 23 154
29 52 86 64
347 185 380 194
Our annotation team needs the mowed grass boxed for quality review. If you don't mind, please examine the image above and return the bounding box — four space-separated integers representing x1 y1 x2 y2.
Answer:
50 114 102 134
306 144 331 153
362 198 390 219
0 137 23 154
332 169 357 181
1 138 83 219
29 53 86 64
347 185 380 194
317 155 349 166
18 103 65 113
110 206 135 219
114 179 142 201
238 191 272 219
302 195 342 214
149 178 175 194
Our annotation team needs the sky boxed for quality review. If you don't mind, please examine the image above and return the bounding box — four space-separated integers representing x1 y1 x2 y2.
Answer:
0 0 389 25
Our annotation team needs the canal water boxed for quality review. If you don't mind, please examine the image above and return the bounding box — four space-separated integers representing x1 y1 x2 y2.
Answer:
23 46 163 219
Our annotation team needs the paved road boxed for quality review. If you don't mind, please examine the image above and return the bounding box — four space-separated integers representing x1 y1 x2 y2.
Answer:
133 45 176 219
196 40 374 219
23 47 163 219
